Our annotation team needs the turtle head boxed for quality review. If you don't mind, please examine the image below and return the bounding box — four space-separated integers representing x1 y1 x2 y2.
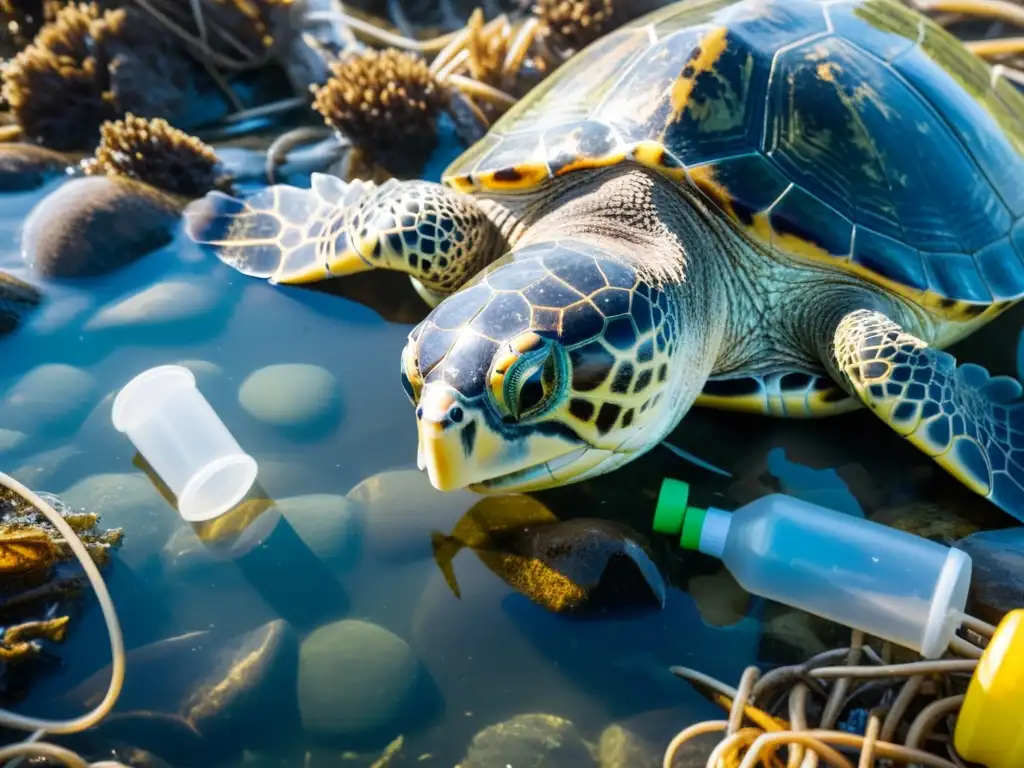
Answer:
400 240 684 494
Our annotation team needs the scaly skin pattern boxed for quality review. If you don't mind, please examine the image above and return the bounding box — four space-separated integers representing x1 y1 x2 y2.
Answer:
832 308 1024 513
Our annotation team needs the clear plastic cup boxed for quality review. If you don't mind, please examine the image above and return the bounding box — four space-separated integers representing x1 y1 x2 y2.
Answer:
112 365 258 522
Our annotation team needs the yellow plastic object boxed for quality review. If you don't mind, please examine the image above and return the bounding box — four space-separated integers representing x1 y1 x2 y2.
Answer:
955 609 1024 768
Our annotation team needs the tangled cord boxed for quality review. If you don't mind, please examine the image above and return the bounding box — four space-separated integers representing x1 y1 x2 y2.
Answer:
664 619 996 768
0 472 128 768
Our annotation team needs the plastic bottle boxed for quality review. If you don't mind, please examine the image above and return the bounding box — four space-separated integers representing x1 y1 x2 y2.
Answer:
112 365 258 523
653 478 972 658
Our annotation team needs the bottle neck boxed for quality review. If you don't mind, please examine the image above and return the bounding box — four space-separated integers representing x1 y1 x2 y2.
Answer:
697 507 731 559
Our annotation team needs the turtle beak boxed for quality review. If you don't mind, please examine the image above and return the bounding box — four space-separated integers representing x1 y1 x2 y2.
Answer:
416 388 475 491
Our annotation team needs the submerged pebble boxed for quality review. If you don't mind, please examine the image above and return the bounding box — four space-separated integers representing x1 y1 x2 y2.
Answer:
297 619 420 742
954 527 1024 625
0 143 67 191
346 467 479 564
22 176 182 278
12 444 82 490
0 363 98 436
687 568 751 628
597 724 660 768
165 494 361 575
238 364 341 432
0 271 43 336
457 713 595 768
61 472 176 571
85 279 222 332
0 428 27 453
172 359 224 388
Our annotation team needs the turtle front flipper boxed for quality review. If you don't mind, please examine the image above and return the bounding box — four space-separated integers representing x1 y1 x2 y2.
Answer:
832 308 1024 521
185 174 505 296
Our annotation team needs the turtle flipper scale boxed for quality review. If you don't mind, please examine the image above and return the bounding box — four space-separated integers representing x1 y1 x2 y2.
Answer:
184 173 368 284
833 309 1024 521
185 174 503 295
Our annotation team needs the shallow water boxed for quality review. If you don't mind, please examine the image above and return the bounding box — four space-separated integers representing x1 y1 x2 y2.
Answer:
1 131 1021 765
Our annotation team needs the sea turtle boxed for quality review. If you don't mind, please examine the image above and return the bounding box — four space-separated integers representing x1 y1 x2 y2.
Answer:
186 0 1024 520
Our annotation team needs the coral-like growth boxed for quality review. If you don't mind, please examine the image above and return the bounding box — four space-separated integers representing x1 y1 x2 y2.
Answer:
535 0 616 53
2 3 117 150
0 1 45 59
312 47 447 170
84 114 228 198
1 2 192 151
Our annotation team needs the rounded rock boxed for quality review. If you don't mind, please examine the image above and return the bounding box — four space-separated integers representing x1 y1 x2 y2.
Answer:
61 472 178 571
0 429 27 453
346 467 479 564
297 619 419 741
238 364 341 432
22 175 183 278
0 143 68 192
954 528 1024 626
457 714 596 768
0 363 98 435
85 279 222 332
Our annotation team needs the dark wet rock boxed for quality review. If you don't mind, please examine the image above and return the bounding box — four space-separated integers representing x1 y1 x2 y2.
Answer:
687 567 750 628
22 175 182 279
0 270 42 336
597 724 660 768
65 620 301 755
757 606 841 665
0 363 98 436
456 713 596 768
431 496 666 614
297 619 420 743
954 527 1024 626
0 142 67 191
870 500 1002 544
346 467 478 565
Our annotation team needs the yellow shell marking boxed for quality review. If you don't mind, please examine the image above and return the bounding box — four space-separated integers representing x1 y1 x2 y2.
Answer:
669 25 730 118
473 162 552 192
687 164 1014 329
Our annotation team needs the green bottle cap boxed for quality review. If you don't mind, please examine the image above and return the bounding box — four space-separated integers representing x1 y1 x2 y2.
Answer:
654 478 709 551
679 506 707 551
653 478 690 534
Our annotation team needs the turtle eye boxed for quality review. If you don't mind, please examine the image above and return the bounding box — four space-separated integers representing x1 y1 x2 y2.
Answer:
400 345 422 405
504 346 560 420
